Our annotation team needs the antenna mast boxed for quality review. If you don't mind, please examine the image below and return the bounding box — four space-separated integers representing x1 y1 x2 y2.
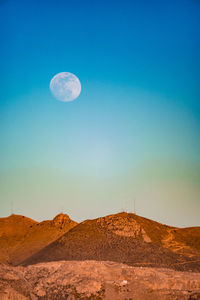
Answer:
10 200 13 215
134 199 136 215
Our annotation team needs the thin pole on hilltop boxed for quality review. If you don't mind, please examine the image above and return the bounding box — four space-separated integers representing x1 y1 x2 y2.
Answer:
10 200 13 215
134 199 136 215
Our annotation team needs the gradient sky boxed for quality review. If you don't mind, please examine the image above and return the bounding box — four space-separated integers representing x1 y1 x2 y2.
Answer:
0 0 200 227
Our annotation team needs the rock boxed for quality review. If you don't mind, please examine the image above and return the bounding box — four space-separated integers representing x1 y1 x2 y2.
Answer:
0 260 200 299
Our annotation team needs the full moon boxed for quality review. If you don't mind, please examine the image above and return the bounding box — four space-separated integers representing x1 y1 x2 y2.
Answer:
50 72 81 102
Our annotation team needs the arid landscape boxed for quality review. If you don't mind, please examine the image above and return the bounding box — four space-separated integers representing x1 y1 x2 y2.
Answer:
0 212 200 299
1 0 200 298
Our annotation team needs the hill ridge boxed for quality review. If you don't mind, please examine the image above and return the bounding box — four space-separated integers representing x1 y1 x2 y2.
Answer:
0 213 78 265
21 212 200 272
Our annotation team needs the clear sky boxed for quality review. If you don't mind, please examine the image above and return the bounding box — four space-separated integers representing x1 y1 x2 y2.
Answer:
0 0 200 227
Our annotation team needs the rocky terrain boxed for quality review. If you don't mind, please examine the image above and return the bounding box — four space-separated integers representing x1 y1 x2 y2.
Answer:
1 212 200 299
22 213 200 272
0 260 200 299
0 214 77 265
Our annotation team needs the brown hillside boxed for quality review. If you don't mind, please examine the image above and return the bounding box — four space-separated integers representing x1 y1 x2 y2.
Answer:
0 214 37 264
162 226 200 257
0 213 77 265
22 212 200 272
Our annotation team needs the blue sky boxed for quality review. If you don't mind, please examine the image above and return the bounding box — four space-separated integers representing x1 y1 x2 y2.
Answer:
0 0 200 226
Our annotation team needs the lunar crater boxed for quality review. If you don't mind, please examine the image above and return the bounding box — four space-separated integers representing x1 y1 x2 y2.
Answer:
50 72 81 102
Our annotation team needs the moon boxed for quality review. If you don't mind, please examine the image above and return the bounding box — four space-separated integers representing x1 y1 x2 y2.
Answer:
50 72 81 102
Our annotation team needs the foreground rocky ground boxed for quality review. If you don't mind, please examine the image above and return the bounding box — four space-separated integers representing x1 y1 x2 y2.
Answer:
0 260 200 299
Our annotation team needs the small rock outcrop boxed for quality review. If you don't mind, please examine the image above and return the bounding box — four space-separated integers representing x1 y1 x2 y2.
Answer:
53 213 76 229
97 213 152 242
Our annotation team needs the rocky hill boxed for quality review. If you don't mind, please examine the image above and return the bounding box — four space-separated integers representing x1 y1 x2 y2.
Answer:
22 212 200 272
0 260 200 299
0 213 77 265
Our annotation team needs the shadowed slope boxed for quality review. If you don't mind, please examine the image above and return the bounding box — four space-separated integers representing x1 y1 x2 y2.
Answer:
22 212 200 272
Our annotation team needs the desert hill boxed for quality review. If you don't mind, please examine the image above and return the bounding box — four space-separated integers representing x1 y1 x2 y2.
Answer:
22 212 200 272
0 214 37 264
0 213 77 265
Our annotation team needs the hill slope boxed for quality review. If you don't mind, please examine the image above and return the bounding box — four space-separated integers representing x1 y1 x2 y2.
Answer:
0 214 37 264
22 212 200 272
0 213 77 265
